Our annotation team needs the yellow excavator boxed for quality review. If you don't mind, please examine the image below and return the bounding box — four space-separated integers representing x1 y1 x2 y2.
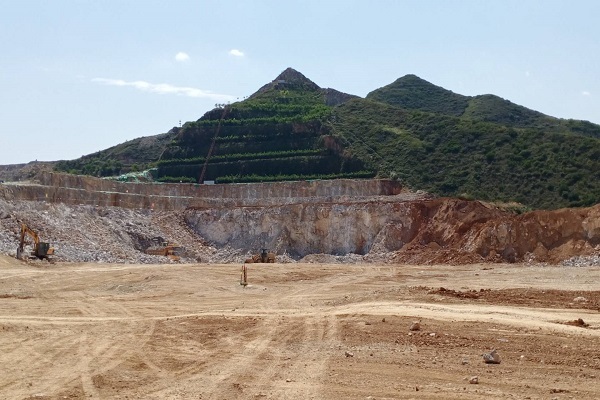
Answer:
244 249 276 263
145 239 181 262
17 223 54 260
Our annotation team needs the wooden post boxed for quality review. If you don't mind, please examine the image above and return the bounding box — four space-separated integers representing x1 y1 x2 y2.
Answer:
240 264 248 286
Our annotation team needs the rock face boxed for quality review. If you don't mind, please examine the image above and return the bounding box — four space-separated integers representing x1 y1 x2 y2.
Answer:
1 172 599 264
185 200 415 257
0 172 404 210
184 197 600 263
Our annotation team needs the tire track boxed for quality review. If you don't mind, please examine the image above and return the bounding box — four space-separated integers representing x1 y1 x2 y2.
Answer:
141 315 281 399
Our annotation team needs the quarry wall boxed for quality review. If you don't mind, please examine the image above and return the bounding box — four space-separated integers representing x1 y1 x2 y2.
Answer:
1 171 598 264
1 172 405 210
183 197 600 261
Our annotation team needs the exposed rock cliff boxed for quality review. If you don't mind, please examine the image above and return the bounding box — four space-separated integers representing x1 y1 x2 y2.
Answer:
0 173 598 265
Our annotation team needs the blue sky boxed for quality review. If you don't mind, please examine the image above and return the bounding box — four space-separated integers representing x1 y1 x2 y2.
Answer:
1 0 598 165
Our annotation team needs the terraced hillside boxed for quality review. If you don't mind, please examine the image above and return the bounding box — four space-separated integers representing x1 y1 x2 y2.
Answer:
48 68 600 209
155 68 372 183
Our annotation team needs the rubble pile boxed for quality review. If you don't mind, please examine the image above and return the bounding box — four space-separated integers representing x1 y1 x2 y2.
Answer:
0 198 216 264
562 254 600 268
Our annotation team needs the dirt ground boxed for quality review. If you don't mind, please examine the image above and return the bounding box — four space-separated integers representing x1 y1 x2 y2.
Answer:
1 255 599 399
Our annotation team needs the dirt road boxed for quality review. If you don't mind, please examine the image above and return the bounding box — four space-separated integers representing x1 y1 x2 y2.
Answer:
1 255 599 399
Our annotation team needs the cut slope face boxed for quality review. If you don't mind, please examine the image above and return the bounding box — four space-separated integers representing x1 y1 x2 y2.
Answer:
1 174 599 264
43 68 600 211
184 197 600 264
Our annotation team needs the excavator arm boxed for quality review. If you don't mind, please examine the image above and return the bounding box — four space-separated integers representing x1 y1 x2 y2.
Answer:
19 224 39 248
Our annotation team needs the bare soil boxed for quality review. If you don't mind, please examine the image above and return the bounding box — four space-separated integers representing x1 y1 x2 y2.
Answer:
1 255 600 399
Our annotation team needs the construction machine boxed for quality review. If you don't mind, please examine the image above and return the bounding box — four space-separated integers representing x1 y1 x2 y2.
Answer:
145 240 181 262
245 249 276 263
17 223 54 260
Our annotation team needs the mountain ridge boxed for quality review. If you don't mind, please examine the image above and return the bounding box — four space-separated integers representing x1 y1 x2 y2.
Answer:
43 67 600 209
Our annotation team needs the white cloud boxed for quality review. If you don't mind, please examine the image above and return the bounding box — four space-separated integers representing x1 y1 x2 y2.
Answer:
175 52 190 62
582 91 591 96
92 78 234 101
229 49 244 57
525 71 530 77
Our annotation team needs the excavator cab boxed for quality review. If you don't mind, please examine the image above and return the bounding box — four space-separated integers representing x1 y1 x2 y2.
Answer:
35 242 53 258
259 249 276 263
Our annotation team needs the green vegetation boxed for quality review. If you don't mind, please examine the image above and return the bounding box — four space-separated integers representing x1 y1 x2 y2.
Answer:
156 176 196 183
53 68 600 209
156 149 326 167
328 98 600 209
155 69 371 184
54 131 175 177
214 170 375 184
462 94 552 128
366 74 470 116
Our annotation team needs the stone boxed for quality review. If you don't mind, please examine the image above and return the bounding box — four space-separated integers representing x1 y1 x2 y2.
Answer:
345 351 354 357
482 349 501 364
469 376 479 384
409 321 421 331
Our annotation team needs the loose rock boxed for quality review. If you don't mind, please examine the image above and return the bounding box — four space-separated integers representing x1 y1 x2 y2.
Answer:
482 349 501 364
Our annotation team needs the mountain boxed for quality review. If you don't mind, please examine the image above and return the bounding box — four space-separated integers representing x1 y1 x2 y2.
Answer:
368 75 600 138
366 74 470 116
153 68 369 184
51 68 600 209
329 96 600 209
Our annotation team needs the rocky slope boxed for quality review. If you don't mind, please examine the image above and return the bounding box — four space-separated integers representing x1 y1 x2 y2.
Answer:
184 197 600 265
0 175 599 266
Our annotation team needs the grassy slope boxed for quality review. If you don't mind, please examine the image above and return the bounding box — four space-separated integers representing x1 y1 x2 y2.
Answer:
366 74 470 116
54 131 176 177
329 98 600 209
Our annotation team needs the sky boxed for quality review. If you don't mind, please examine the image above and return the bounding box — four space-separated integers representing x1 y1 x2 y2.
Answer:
1 0 599 165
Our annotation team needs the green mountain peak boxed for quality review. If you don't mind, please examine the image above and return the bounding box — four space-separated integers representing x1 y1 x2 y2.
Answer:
366 74 470 116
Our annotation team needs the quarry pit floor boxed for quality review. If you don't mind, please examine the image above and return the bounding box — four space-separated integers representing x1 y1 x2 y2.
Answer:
1 256 600 399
